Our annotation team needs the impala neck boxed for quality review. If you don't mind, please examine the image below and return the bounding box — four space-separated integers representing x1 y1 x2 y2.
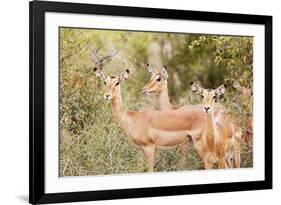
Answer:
158 81 173 110
204 110 217 142
110 86 126 125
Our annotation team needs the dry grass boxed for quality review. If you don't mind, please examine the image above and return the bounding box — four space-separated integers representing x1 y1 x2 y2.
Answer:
59 78 253 176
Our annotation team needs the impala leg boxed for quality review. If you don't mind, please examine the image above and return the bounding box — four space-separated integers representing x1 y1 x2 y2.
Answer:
234 143 241 168
235 150 241 168
218 156 226 169
142 145 156 172
179 142 188 168
204 158 213 169
235 130 242 168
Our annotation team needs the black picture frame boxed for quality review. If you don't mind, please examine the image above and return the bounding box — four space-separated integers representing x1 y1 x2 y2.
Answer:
29 0 272 204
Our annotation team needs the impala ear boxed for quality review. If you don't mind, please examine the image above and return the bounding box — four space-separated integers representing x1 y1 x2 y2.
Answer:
190 82 203 95
215 84 227 96
119 69 130 82
94 68 107 81
161 66 168 80
147 64 158 75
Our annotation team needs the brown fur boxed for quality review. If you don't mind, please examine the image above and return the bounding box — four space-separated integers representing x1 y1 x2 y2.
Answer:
96 70 209 172
142 66 241 169
191 83 241 169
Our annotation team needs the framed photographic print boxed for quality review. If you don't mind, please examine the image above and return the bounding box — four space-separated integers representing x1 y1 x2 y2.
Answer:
29 0 272 204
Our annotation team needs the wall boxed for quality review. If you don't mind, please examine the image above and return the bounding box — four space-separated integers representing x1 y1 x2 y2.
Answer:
0 0 279 204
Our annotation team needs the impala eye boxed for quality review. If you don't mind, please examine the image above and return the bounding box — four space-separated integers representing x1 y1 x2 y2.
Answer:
213 96 216 99
201 95 204 99
104 82 106 85
156 77 161 82
115 82 120 86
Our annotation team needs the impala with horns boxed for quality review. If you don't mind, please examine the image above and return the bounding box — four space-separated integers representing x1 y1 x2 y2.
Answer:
94 68 211 172
142 64 241 168
91 47 118 69
190 82 241 169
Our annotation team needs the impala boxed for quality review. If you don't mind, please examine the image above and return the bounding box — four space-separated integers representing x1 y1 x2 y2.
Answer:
190 82 241 169
142 64 196 166
233 81 253 107
233 81 253 146
142 65 241 168
94 68 209 172
141 64 213 167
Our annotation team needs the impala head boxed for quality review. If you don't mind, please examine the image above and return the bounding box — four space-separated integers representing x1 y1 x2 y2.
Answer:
142 64 168 95
94 68 129 101
191 82 226 114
